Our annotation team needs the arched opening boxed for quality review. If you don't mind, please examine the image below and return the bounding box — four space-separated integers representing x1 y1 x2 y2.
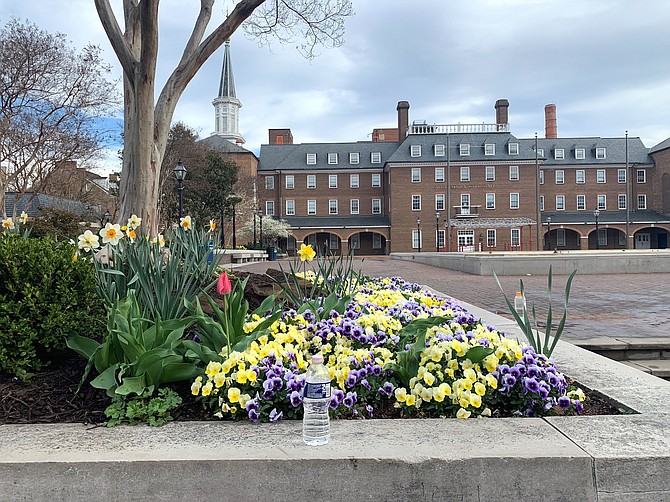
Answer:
587 228 626 249
304 232 342 256
545 228 581 250
634 227 669 249
348 231 386 256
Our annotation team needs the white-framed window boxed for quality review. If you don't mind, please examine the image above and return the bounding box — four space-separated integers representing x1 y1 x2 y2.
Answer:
598 229 607 247
597 195 607 210
486 166 495 182
266 200 275 216
597 169 606 183
487 229 496 247
618 169 627 183
537 148 544 157
555 170 564 184
349 152 359 164
412 230 422 249
411 168 421 183
460 194 470 214
437 230 445 249
577 195 586 210
350 234 360 250
637 194 647 209
486 193 495 209
372 198 381 214
328 152 338 165
575 148 585 160
637 169 646 183
307 199 316 215
510 192 519 210
435 194 445 211
265 176 275 190
307 174 316 189
434 144 445 156
460 144 470 156
372 173 381 187
350 199 359 214
618 194 627 210
556 195 565 210
330 234 339 250
329 174 338 188
576 170 585 184
350 174 359 188
435 167 445 182
509 165 519 181
411 195 421 211
306 153 317 165
410 144 422 157
484 143 495 156
285 199 295 215
372 233 382 249
539 170 545 185
511 228 521 247
371 152 382 164
508 143 519 155
460 166 470 182
539 195 544 211
285 175 294 190
457 230 475 248
596 147 606 159
557 229 566 247
554 148 565 160
329 199 338 214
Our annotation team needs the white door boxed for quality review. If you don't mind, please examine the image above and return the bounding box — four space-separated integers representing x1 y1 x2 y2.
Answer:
635 233 651 249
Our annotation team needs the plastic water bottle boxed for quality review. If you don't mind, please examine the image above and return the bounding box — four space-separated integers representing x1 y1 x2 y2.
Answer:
514 291 526 317
302 353 331 446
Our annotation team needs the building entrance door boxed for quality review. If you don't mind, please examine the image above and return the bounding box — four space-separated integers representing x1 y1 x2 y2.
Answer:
635 233 651 249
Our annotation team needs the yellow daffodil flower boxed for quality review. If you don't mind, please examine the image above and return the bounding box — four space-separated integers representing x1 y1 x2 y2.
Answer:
297 243 316 262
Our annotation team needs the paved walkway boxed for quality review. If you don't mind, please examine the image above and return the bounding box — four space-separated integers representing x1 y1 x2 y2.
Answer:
236 257 670 340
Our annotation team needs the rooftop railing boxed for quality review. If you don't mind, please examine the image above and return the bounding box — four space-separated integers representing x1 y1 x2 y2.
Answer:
408 123 509 135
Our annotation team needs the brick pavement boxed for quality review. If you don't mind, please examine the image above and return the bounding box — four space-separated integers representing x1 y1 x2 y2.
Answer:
235 257 670 340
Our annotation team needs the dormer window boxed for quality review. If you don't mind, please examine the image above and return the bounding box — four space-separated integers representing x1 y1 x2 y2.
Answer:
306 153 316 165
371 152 381 163
460 144 470 156
554 148 564 160
434 144 445 156
596 147 606 159
328 152 338 164
575 148 585 160
537 148 544 157
484 143 495 156
349 152 359 164
508 143 519 155
410 144 422 157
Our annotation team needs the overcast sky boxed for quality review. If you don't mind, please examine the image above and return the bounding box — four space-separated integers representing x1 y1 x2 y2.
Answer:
3 0 669 174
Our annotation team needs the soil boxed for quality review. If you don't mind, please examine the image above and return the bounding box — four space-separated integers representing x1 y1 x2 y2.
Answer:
0 272 626 426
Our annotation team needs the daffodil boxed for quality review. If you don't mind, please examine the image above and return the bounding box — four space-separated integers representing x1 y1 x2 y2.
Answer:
297 243 316 262
126 228 137 242
209 219 217 232
99 222 123 245
77 230 101 252
180 215 192 230
19 211 28 224
127 214 142 229
1 217 14 231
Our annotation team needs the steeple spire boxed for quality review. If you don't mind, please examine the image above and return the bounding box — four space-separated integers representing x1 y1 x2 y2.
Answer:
212 40 245 144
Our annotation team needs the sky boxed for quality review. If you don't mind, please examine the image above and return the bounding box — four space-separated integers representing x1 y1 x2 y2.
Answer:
2 0 669 175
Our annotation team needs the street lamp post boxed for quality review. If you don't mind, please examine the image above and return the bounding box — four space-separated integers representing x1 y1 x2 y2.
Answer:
416 218 421 253
546 216 552 251
258 209 264 248
594 209 600 250
173 160 187 219
435 212 440 252
253 208 258 248
102 210 111 226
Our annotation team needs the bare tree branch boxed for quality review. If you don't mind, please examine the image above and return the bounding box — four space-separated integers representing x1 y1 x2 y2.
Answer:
94 0 137 81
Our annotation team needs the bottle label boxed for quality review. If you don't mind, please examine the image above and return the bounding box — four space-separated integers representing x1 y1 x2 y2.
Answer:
304 381 331 399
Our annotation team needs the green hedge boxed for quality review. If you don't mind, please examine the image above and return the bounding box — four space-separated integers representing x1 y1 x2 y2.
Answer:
0 235 104 379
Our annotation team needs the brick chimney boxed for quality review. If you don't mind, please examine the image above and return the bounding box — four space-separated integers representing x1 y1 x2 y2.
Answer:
269 128 293 145
545 104 557 138
397 101 410 140
494 99 509 128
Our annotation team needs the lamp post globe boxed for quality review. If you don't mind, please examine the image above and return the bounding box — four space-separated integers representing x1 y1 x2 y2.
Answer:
173 160 187 218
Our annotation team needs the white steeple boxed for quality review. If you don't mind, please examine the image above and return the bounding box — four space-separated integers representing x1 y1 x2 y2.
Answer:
212 40 245 144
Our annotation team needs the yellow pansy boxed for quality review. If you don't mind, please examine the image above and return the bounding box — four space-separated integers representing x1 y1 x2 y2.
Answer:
474 382 487 396
456 408 471 419
227 387 241 403
394 387 407 403
470 394 482 408
405 394 416 406
201 382 213 397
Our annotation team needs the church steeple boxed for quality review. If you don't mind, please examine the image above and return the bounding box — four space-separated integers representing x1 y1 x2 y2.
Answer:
212 40 245 144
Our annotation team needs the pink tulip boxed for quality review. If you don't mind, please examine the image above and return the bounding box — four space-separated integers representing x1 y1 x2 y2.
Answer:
217 272 232 295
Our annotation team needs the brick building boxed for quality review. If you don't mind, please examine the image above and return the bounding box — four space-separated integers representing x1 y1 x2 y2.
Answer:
257 99 670 254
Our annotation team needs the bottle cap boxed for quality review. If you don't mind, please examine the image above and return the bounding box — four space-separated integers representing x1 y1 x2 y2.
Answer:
311 353 324 364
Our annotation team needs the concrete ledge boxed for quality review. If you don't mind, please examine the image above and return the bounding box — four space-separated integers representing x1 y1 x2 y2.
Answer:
391 249 670 275
2 293 670 501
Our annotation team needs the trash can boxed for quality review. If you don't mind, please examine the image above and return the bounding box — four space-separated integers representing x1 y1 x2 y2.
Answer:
266 246 277 261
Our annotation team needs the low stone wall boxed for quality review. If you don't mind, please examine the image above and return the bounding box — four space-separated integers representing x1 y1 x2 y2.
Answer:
391 249 670 275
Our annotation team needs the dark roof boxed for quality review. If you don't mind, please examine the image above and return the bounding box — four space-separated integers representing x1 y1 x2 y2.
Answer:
387 132 537 163
258 142 398 172
198 135 255 156
4 192 87 218
542 210 670 225
281 215 390 229
650 137 670 154
520 137 652 166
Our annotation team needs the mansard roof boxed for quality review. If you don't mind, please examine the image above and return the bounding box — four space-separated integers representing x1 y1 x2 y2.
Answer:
521 136 653 166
